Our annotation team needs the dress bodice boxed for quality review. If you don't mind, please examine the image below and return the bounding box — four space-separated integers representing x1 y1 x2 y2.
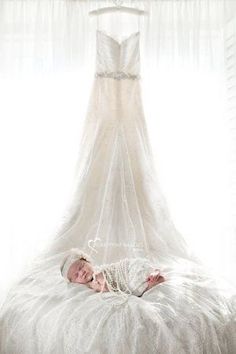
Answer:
95 30 140 80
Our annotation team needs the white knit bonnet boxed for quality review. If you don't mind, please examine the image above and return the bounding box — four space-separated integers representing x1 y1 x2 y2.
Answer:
60 248 92 282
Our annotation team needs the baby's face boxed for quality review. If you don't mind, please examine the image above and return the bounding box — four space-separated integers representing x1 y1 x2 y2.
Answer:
67 259 94 284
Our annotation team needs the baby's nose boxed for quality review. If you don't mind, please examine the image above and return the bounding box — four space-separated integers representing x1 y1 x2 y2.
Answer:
79 269 86 277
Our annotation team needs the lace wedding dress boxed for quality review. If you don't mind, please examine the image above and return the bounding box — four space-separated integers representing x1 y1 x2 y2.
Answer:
0 29 236 354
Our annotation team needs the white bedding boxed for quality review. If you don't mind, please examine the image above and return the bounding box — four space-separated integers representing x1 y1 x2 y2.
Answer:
1 255 235 354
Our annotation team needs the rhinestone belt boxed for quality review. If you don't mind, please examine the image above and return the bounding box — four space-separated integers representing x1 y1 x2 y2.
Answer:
95 71 140 80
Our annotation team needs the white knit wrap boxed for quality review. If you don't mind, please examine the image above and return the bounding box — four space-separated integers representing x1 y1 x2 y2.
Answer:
60 248 92 282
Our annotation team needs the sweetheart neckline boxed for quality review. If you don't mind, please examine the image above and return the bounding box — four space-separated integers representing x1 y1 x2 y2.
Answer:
96 30 140 46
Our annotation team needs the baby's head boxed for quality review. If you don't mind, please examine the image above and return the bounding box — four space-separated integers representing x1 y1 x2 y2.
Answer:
60 249 94 284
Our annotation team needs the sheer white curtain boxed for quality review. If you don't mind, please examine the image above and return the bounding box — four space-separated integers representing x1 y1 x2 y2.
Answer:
224 14 236 280
0 0 236 300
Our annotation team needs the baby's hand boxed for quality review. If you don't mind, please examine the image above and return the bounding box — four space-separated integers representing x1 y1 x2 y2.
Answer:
89 279 103 292
89 272 109 293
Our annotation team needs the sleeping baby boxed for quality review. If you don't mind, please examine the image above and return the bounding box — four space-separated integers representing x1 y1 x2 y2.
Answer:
60 248 165 297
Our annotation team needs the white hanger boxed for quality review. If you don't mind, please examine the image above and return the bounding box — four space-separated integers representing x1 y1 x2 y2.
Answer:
89 0 148 16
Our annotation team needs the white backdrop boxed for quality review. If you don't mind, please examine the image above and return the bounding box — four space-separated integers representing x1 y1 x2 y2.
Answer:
0 0 236 300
